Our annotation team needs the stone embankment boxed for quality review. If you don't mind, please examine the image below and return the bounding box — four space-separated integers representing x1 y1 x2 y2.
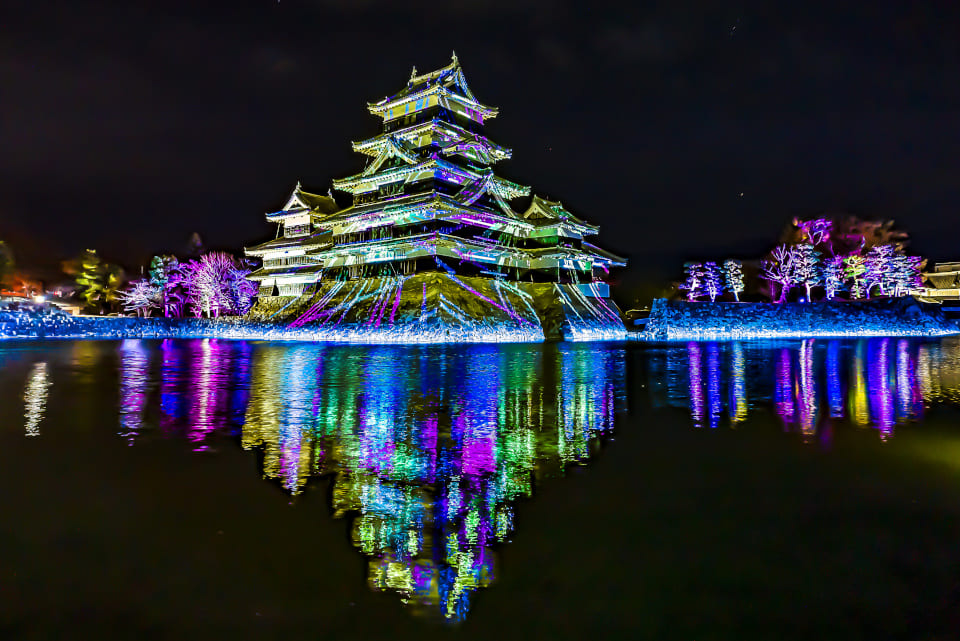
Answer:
0 302 284 341
641 297 959 341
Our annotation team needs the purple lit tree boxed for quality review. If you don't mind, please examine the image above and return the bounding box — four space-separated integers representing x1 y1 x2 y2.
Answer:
793 243 821 301
162 261 192 318
703 262 723 302
178 252 257 318
680 262 705 301
188 252 236 317
799 218 833 248
723 259 744 301
843 254 867 299
821 255 845 300
119 279 160 317
864 244 897 297
761 245 795 303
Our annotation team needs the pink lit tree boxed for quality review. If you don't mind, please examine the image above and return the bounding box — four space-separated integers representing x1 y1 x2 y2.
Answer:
761 245 795 303
119 279 160 317
799 218 833 249
864 244 897 297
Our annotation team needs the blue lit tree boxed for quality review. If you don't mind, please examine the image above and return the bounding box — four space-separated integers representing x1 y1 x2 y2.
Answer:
821 255 846 300
680 262 705 301
723 259 744 301
891 254 923 297
703 262 723 302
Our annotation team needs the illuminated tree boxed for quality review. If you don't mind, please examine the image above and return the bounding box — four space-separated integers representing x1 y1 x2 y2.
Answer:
864 244 897 297
148 255 181 317
183 252 255 317
793 243 821 301
226 261 258 315
103 265 126 313
761 245 794 303
891 254 923 297
119 279 160 317
798 218 833 248
703 261 723 302
844 254 867 299
821 255 846 300
679 262 705 301
723 259 744 301
63 249 107 312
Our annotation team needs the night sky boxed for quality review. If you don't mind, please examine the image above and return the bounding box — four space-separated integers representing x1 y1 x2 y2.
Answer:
4 1 960 294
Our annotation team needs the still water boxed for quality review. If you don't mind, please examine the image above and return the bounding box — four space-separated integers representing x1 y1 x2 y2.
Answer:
2 338 960 638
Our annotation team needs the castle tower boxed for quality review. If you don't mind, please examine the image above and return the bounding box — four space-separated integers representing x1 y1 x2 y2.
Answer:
246 54 626 342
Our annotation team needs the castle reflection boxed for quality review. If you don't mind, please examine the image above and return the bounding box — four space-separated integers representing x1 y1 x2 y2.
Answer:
648 337 960 440
104 339 625 621
241 343 625 621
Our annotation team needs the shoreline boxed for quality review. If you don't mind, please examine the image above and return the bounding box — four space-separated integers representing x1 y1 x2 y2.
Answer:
3 297 959 344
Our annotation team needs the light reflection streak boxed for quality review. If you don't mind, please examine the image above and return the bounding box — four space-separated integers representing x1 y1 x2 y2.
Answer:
658 337 960 440
798 339 817 441
706 342 721 429
688 343 704 428
23 361 51 437
118 340 150 445
728 342 747 424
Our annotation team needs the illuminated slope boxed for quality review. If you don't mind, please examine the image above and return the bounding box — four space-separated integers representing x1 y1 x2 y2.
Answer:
247 273 626 343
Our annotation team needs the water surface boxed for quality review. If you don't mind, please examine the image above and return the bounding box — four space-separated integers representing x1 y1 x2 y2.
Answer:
2 338 960 638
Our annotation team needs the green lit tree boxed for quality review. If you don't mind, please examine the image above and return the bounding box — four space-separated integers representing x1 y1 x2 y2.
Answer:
843 254 867 299
148 255 179 317
63 249 107 312
103 264 126 313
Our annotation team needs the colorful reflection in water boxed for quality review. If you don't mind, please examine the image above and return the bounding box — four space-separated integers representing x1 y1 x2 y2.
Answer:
19 340 623 622
649 337 951 440
241 343 625 620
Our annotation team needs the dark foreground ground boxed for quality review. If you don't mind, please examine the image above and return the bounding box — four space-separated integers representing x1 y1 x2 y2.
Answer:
1 346 959 640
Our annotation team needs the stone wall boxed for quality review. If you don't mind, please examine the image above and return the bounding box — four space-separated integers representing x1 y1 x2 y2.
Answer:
643 297 959 341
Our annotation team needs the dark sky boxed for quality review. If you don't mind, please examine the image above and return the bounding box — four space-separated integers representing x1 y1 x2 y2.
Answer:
3 0 960 286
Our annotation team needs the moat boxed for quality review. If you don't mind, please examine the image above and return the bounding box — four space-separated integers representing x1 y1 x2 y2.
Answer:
1 338 960 638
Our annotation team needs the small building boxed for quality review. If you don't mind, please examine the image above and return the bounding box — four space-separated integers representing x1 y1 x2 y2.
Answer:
917 261 960 302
